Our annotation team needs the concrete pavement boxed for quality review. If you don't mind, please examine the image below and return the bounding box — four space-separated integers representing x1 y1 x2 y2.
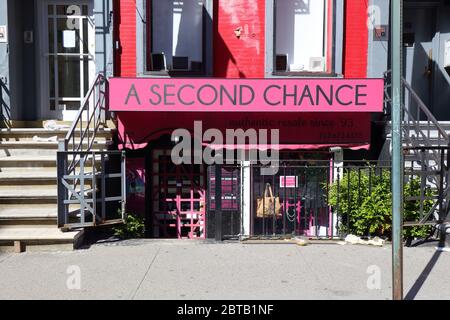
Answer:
0 240 449 300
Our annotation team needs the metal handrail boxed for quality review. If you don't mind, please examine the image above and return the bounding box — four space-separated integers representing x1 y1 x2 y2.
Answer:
59 73 107 174
58 73 108 210
57 74 126 229
384 70 449 175
385 71 450 226
402 78 449 144
384 70 450 147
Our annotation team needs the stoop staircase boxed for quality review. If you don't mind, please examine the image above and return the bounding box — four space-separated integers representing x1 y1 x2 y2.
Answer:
0 124 115 251
0 74 124 252
383 71 450 229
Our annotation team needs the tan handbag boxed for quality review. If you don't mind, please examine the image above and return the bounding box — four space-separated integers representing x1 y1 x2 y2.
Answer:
256 183 282 218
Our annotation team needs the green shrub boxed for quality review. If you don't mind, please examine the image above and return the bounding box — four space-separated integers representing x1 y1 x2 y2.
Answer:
327 167 432 241
113 213 145 239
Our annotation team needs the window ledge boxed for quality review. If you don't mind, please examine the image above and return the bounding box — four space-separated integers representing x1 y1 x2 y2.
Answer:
269 72 342 78
138 71 210 78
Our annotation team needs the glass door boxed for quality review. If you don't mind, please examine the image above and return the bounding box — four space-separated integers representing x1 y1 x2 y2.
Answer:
41 1 95 120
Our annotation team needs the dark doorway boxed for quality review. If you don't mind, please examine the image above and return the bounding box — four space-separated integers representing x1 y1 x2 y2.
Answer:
403 5 437 116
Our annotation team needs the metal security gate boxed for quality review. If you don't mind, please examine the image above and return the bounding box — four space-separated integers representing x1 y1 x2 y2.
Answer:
57 150 126 228
151 149 206 239
208 160 399 240
251 162 332 238
207 165 242 240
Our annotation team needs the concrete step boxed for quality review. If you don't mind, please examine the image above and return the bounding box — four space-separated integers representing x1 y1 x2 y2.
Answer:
3 119 116 129
0 140 112 157
0 124 115 251
0 155 56 167
0 204 84 223
0 185 57 204
0 225 84 252
385 122 450 139
0 184 95 202
385 121 450 131
0 127 115 141
0 140 111 147
0 168 56 185
386 130 449 139
0 204 57 223
0 154 102 168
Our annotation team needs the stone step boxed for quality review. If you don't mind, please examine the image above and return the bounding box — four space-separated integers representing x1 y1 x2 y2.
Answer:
0 185 57 204
0 184 96 202
0 140 112 157
0 204 83 220
0 225 84 252
0 122 115 251
0 138 111 146
0 154 102 168
0 204 58 222
0 127 115 140
0 155 57 167
0 124 115 251
0 168 56 185
4 119 116 129
385 121 450 130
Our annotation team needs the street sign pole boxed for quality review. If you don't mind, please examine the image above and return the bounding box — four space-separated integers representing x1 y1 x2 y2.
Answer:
391 0 404 301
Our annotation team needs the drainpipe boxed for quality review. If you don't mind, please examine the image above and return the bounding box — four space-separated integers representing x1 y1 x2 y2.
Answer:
391 0 404 301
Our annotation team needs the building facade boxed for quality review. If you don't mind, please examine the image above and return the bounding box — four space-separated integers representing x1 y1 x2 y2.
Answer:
112 0 380 239
1 0 449 244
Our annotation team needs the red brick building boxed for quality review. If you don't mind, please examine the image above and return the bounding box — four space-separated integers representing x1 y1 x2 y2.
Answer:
109 0 383 240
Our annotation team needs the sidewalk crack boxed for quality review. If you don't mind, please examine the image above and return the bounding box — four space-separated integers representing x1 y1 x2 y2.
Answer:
130 247 161 300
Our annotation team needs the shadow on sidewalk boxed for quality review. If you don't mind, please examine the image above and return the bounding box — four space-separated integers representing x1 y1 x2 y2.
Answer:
405 234 449 300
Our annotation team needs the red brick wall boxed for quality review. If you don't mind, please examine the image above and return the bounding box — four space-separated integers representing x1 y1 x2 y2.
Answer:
213 0 265 78
343 0 368 78
114 0 136 77
114 0 369 79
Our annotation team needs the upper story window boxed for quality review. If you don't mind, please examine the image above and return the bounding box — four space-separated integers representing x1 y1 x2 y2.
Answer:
267 0 343 77
143 0 212 76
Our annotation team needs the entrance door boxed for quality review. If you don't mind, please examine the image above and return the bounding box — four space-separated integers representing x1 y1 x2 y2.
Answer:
403 5 437 116
151 150 206 239
39 1 95 120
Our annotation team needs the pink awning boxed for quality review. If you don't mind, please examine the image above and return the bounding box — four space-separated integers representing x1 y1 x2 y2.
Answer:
116 112 372 151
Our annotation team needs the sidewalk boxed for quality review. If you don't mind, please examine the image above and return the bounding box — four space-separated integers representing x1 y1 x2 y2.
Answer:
0 240 449 300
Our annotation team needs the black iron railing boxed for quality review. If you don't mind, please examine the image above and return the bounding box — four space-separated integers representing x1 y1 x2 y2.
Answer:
209 160 443 240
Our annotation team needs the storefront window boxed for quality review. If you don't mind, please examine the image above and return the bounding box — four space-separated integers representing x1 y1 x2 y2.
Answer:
145 0 208 75
272 0 336 75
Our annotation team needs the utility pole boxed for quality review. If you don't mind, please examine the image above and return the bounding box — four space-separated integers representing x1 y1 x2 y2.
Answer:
391 0 403 300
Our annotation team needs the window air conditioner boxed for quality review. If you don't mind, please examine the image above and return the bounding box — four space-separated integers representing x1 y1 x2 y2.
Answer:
172 56 189 71
309 57 325 72
151 53 167 71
